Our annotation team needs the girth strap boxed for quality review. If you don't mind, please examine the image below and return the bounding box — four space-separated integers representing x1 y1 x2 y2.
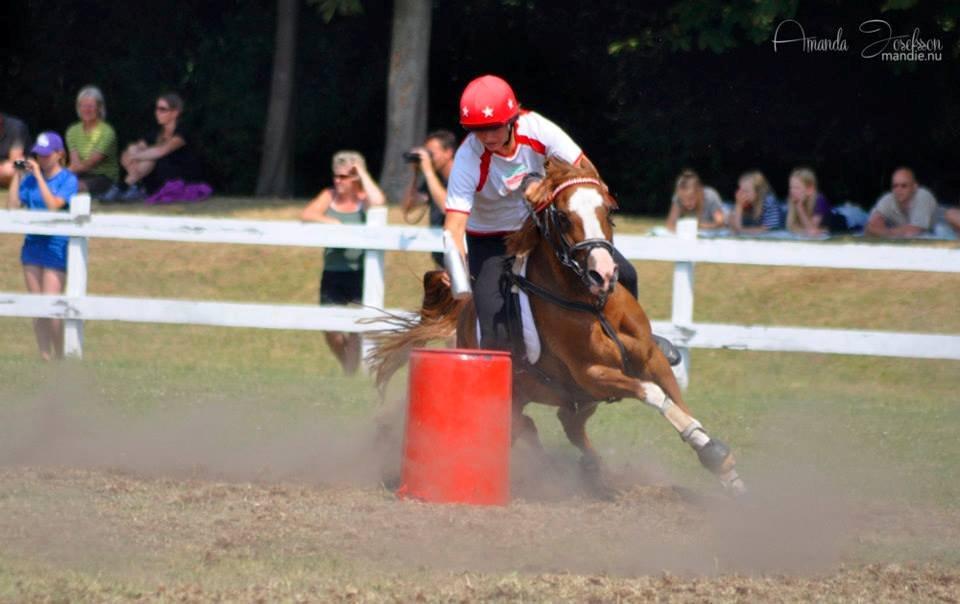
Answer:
508 272 636 379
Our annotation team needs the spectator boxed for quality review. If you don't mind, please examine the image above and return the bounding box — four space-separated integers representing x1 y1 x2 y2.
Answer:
729 170 783 234
112 92 198 202
301 151 385 375
786 167 831 236
0 112 32 189
66 85 119 199
400 129 456 267
6 132 78 361
865 167 960 238
666 169 725 231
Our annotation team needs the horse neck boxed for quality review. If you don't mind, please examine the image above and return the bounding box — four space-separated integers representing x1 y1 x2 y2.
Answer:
528 233 595 304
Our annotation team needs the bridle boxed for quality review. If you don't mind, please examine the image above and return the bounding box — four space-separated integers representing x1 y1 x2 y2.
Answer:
530 177 616 309
509 176 636 383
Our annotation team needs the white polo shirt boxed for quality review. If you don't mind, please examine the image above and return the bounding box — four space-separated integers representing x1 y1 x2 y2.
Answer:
445 111 583 235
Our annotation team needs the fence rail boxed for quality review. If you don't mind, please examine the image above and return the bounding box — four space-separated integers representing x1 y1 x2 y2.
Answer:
1 201 958 377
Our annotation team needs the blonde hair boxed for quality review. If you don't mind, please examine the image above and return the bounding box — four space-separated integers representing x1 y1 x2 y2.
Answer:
76 85 107 119
332 150 364 173
740 170 772 222
673 169 704 218
786 167 818 231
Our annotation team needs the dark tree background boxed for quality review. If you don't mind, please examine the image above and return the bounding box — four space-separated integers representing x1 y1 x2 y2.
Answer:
2 0 958 213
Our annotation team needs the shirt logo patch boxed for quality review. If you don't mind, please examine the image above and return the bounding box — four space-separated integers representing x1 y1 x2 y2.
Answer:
504 165 527 192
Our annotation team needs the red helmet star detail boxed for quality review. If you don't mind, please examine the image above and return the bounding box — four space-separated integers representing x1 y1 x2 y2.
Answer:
459 75 520 130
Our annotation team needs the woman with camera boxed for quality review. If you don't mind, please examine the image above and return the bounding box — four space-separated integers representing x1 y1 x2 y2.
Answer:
301 150 385 374
6 131 79 360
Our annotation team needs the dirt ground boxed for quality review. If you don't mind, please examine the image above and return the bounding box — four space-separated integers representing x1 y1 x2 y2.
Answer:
2 457 959 603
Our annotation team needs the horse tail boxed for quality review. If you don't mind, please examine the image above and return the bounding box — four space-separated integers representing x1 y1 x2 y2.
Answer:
365 270 465 394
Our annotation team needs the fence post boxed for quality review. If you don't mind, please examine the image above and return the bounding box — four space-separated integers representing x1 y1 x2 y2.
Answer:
64 193 91 358
361 206 388 370
670 218 698 389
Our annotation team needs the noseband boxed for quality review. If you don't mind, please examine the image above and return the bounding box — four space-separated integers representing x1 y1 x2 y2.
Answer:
532 177 615 307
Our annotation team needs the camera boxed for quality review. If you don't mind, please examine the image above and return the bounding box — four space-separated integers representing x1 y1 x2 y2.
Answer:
402 151 422 164
13 159 29 170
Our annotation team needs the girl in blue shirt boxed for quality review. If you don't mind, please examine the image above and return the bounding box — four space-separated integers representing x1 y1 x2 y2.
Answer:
730 170 783 234
6 131 78 360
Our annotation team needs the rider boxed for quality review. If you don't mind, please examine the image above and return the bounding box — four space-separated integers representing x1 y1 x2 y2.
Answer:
444 74 679 362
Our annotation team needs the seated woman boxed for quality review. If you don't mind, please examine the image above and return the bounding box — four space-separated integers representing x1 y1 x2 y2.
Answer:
666 169 725 231
6 131 78 360
66 85 119 199
786 167 831 236
729 170 783 234
113 92 198 202
301 151 386 375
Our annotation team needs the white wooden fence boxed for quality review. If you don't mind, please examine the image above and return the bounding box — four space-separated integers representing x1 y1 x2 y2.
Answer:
1 200 958 379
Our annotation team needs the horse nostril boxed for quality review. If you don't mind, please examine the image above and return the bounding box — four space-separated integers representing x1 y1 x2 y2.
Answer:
587 270 604 286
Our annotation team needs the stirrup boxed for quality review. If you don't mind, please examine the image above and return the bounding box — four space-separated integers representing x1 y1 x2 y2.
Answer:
653 334 682 366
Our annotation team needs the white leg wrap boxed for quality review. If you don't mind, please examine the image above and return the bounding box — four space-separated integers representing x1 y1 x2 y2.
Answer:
640 382 710 448
639 381 669 412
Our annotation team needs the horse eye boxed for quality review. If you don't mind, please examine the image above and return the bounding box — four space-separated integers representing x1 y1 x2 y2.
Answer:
556 211 571 230
606 210 617 228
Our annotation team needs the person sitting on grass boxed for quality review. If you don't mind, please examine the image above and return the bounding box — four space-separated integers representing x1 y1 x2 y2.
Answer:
865 167 960 238
110 92 198 202
6 131 78 361
301 151 386 375
66 85 119 199
729 170 783 234
665 169 725 231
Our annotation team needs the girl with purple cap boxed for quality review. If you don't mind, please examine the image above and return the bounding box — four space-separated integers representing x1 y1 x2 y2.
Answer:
6 130 78 360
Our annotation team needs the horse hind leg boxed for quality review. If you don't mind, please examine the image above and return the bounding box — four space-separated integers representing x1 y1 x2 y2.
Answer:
637 379 746 496
557 403 617 500
512 404 543 451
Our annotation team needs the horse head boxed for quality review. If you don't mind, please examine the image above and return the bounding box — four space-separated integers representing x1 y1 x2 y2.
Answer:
518 160 619 298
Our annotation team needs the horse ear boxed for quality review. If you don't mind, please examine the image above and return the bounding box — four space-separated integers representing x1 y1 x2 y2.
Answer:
527 169 550 209
578 155 601 179
604 191 619 210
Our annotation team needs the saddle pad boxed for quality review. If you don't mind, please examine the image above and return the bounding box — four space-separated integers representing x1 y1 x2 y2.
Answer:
511 255 541 365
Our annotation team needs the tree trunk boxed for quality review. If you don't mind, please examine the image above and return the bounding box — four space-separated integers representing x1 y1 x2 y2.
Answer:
379 0 432 203
255 0 299 198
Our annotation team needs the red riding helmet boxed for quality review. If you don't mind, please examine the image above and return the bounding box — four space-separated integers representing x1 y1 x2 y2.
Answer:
459 75 520 129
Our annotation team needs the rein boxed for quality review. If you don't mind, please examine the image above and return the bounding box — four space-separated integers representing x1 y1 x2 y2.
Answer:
508 271 635 380
532 178 616 306
511 176 636 379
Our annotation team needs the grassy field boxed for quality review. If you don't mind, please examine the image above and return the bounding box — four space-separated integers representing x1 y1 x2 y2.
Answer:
1 197 959 601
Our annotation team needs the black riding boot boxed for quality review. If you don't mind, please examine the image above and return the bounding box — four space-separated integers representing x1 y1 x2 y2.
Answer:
612 248 682 367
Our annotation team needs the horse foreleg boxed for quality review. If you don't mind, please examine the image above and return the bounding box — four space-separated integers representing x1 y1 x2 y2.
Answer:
577 361 746 495
557 403 616 499
636 356 746 495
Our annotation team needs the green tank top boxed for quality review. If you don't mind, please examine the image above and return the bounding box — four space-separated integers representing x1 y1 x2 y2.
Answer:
323 199 366 272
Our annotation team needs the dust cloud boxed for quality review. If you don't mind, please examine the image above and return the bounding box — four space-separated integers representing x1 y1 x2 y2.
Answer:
0 365 955 579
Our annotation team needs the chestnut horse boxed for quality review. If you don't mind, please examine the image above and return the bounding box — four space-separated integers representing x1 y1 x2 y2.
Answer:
369 160 745 496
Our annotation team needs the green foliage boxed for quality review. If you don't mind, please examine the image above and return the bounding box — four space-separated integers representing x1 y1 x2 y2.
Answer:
308 0 364 23
2 0 958 209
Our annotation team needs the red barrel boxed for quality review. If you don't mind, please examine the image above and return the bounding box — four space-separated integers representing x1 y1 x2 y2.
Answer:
398 348 512 505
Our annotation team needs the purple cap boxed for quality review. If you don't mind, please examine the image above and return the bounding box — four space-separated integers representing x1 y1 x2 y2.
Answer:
31 131 65 156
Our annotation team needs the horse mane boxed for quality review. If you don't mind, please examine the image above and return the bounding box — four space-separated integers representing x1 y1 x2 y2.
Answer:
506 159 602 256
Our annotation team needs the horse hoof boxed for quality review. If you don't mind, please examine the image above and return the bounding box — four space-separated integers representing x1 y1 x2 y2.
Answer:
579 455 618 501
696 438 735 474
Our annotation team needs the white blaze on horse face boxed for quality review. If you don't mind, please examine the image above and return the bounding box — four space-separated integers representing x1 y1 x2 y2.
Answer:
569 187 616 294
